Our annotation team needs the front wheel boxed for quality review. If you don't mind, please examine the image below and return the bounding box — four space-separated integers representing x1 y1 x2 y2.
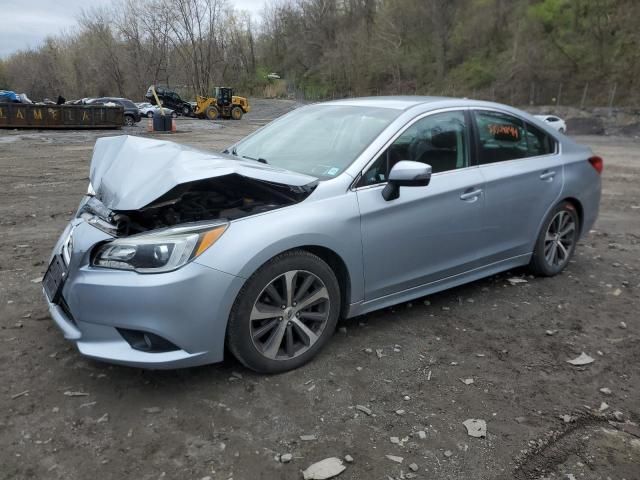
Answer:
227 250 341 373
182 104 192 116
124 115 135 126
205 105 219 120
146 111 154 118
529 201 579 276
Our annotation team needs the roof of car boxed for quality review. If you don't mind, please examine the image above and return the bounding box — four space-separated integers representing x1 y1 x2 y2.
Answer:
325 96 451 110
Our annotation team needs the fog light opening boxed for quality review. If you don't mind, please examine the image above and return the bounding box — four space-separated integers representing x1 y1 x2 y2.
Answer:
117 328 180 353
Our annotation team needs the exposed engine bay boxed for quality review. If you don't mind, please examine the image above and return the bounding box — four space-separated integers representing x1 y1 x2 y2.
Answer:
79 174 316 236
81 135 319 236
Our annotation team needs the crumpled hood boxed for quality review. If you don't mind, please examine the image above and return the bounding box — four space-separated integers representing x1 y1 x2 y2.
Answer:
89 135 317 210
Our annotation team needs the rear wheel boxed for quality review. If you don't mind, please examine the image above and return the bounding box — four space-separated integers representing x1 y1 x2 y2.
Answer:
529 201 579 276
227 250 340 373
231 106 243 120
146 111 154 118
205 105 219 120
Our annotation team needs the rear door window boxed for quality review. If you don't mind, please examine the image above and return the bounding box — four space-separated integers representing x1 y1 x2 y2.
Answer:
473 110 528 165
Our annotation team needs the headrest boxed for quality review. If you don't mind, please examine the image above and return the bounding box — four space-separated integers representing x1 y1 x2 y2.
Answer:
431 129 458 148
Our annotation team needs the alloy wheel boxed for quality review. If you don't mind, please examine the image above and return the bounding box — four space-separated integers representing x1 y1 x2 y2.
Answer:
250 270 330 360
544 210 576 268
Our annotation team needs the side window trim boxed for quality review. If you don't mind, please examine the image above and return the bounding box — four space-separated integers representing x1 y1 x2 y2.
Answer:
353 108 472 189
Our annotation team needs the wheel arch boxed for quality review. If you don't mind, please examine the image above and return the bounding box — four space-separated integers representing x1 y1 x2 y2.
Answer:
562 196 584 234
297 245 351 319
231 244 354 320
529 196 585 253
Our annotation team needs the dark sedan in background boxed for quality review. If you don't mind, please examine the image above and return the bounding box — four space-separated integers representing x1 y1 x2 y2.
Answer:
87 97 141 126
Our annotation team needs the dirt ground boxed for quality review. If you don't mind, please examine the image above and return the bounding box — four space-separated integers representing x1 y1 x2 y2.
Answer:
1 99 639 480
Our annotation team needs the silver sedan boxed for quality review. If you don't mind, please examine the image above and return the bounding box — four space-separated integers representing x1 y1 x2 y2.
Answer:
43 97 602 372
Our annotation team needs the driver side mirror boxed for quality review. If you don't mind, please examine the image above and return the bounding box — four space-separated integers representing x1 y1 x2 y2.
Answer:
382 161 432 201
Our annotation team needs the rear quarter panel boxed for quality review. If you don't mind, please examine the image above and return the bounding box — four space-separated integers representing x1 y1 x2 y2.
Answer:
559 143 602 236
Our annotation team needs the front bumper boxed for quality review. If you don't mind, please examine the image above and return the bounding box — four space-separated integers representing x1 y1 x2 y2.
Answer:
45 220 245 369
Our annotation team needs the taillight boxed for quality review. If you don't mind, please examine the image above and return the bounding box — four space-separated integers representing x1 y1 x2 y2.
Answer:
588 156 603 174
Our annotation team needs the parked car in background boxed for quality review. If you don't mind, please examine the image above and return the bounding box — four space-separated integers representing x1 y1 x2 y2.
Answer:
65 98 93 105
136 102 177 118
87 97 141 126
146 86 193 116
535 114 567 133
43 97 602 373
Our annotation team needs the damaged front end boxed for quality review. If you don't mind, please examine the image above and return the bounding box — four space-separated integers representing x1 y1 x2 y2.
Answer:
79 173 315 237
78 135 318 238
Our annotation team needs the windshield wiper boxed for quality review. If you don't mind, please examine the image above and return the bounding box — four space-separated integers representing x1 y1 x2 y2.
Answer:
241 154 268 164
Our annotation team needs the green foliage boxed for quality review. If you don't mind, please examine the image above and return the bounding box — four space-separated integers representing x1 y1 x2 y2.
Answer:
449 57 496 90
529 0 570 28
0 0 638 106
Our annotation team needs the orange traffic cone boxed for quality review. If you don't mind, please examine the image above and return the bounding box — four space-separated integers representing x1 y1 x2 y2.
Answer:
147 117 153 132
171 118 177 132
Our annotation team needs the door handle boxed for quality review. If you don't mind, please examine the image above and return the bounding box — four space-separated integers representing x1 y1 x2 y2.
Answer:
460 188 483 201
540 170 556 181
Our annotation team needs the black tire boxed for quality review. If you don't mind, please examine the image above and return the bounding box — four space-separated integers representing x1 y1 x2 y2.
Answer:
171 111 177 118
231 106 243 120
205 105 219 120
529 201 579 276
227 250 341 373
146 111 154 118
124 114 135 126
182 104 192 116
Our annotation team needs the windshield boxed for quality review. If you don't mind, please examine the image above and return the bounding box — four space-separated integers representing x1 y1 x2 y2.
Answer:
232 104 400 178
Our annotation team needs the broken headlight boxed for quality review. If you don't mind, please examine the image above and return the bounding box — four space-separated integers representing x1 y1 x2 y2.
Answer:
92 223 227 273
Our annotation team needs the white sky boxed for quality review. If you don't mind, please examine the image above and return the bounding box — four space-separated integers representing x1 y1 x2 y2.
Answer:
0 0 268 58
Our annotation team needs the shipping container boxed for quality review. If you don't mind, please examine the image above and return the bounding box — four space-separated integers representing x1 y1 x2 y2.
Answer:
0 103 123 129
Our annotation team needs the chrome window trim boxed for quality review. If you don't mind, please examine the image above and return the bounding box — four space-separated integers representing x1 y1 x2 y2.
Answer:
350 107 472 191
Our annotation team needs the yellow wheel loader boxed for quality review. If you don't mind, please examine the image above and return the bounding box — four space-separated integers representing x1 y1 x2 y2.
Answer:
195 87 250 120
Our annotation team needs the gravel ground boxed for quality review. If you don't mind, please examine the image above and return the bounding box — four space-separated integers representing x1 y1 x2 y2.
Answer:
0 99 638 480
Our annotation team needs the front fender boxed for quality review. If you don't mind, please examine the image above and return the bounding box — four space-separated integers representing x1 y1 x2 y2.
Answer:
194 192 364 306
